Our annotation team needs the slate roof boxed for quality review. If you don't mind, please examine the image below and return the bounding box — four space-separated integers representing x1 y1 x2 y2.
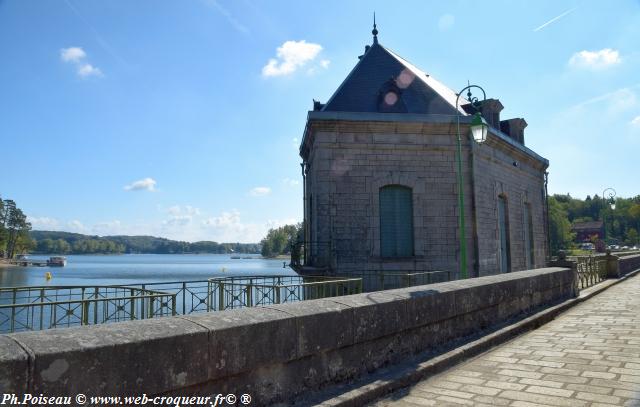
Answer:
322 43 467 115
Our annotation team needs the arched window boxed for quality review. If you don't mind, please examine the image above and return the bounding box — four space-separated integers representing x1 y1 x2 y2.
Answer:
380 185 414 257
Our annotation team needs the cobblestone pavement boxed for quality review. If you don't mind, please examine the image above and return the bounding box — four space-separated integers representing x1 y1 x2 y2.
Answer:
373 274 640 407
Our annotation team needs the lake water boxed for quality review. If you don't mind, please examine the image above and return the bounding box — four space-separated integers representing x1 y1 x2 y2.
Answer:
0 254 296 288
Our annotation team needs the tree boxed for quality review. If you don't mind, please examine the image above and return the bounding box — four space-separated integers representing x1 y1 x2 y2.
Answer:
260 223 303 258
548 196 575 255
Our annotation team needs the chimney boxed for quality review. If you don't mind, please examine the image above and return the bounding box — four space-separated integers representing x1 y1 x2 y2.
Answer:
461 98 503 129
479 99 503 129
500 118 527 145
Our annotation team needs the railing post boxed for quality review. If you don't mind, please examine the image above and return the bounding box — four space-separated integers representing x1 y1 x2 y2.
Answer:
149 296 155 318
246 284 253 307
93 287 98 324
218 282 224 311
39 288 45 331
82 300 89 325
182 282 186 315
10 289 17 333
130 289 135 320
172 294 177 316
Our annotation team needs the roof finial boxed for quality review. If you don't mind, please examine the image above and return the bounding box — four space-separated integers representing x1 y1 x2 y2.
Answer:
372 12 378 44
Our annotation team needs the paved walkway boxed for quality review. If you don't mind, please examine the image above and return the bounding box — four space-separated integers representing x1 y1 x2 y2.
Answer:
373 274 640 407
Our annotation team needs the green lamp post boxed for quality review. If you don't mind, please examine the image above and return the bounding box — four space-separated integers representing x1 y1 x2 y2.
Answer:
602 187 616 245
455 85 489 279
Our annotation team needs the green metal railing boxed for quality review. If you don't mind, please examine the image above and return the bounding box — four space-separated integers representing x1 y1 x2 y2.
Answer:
0 286 176 334
207 275 363 310
347 270 452 292
0 270 457 333
124 280 212 315
575 256 607 289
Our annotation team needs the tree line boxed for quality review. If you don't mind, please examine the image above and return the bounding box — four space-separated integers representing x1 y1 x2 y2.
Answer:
0 197 34 258
549 193 640 254
29 231 261 255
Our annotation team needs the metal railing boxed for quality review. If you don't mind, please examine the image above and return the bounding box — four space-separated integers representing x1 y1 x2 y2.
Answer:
340 270 453 292
0 286 176 334
0 269 454 332
575 256 607 289
207 275 363 310
123 280 211 315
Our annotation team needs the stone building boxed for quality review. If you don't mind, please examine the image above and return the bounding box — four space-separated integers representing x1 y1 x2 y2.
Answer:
295 26 549 278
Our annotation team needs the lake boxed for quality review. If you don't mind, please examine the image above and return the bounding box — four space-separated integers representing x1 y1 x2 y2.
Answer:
0 254 296 288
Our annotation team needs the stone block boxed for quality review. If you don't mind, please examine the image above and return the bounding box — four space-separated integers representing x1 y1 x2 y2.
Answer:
0 336 29 394
330 291 408 343
266 299 354 357
182 307 297 381
8 317 208 396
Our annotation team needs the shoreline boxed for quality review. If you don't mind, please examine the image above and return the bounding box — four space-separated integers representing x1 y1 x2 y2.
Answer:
0 259 16 268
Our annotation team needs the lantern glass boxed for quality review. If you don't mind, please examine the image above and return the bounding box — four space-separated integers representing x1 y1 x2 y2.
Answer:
470 113 488 143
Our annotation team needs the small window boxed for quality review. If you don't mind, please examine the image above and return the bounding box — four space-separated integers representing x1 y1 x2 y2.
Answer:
380 185 414 257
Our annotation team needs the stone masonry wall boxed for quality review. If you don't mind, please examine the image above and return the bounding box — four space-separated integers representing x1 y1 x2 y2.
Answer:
303 118 548 276
0 268 574 405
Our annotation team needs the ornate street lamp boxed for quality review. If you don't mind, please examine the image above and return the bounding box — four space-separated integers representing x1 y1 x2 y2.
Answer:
455 85 489 279
602 188 616 244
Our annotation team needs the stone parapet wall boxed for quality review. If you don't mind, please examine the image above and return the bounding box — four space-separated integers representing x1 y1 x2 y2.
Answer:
0 268 575 405
618 254 640 276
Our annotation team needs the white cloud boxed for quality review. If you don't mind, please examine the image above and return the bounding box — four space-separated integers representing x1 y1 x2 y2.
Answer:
60 47 86 63
124 177 157 192
438 14 455 31
203 210 241 228
164 215 193 227
67 220 87 232
60 46 103 78
203 210 299 242
262 40 323 77
27 216 60 229
77 63 102 77
249 186 271 197
631 116 640 126
167 205 200 216
569 49 621 70
282 178 300 187
320 59 330 69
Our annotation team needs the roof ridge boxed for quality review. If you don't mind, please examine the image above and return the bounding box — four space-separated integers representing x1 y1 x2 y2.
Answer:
381 44 468 115
321 43 382 112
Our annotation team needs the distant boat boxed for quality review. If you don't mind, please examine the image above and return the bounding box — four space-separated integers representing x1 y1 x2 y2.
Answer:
230 256 241 259
47 256 67 267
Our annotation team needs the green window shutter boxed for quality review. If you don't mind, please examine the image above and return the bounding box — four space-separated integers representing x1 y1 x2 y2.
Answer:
380 185 414 257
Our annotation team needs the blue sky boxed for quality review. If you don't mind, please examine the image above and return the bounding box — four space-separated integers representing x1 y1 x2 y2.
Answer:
1 0 639 242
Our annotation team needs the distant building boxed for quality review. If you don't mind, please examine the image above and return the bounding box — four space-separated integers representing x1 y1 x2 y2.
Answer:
572 221 604 242
295 24 549 278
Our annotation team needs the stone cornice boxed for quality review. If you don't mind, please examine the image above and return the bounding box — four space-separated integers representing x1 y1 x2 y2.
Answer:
301 111 549 170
